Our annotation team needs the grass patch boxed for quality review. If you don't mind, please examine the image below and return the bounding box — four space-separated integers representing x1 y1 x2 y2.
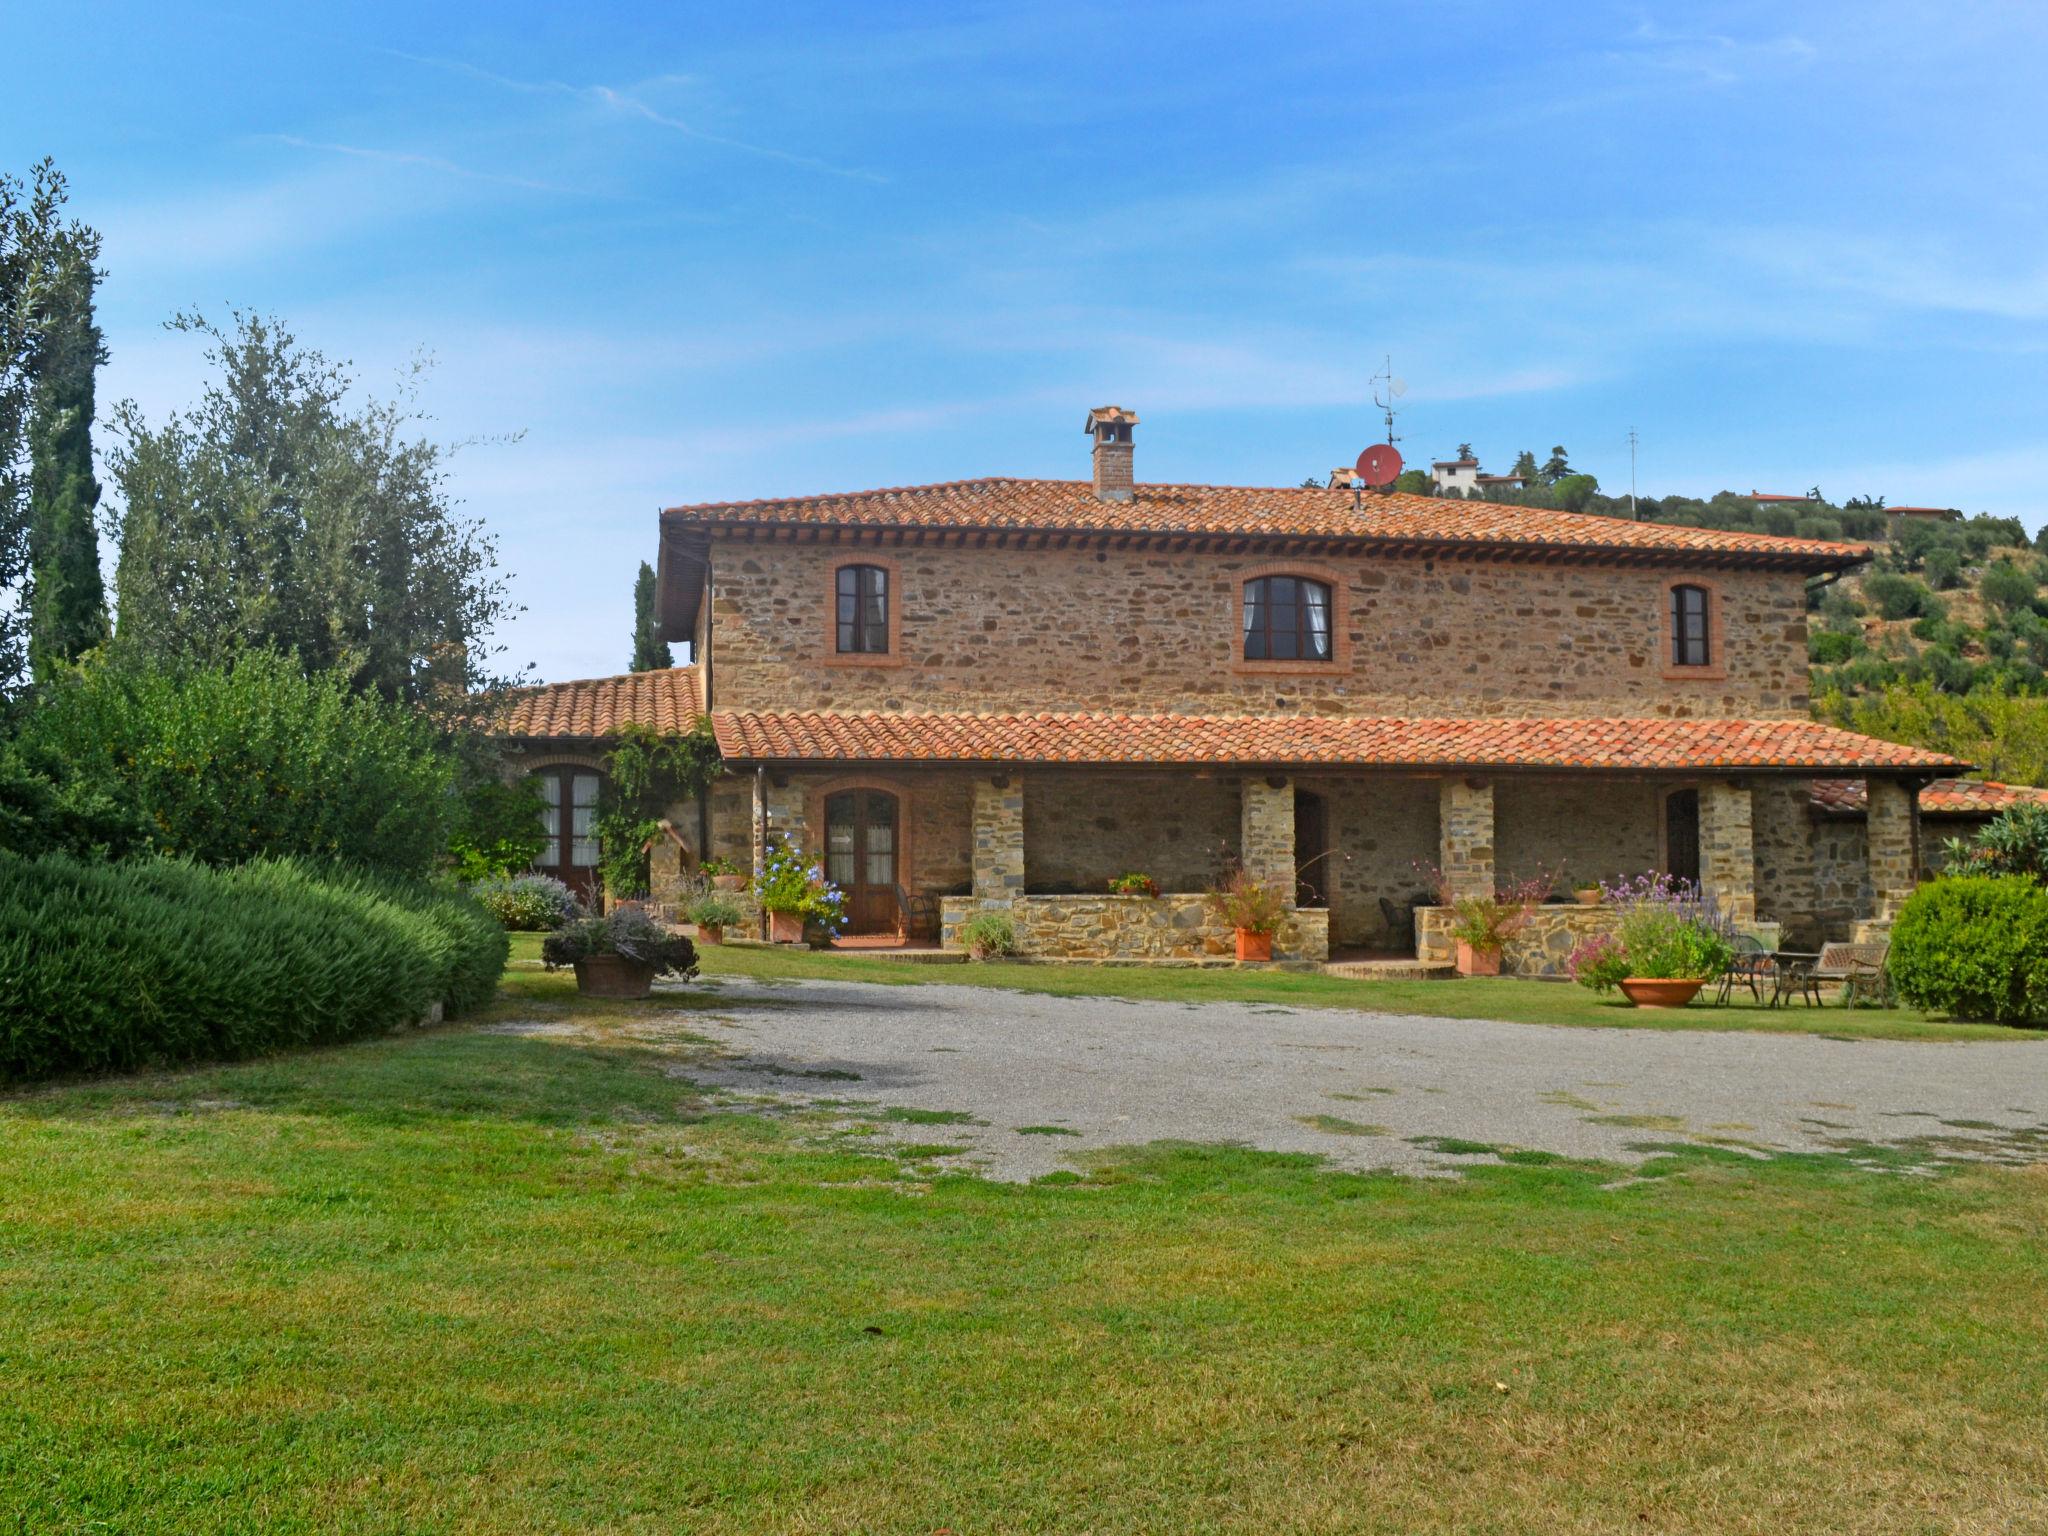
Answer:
879 1106 980 1126
1588 1113 1690 1132
1016 1124 1080 1137
1295 1114 1389 1137
4 942 2047 1530
694 939 2034 1042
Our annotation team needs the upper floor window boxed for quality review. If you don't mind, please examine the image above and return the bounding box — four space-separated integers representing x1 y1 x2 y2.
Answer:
836 564 889 654
1243 575 1333 662
1670 583 1711 668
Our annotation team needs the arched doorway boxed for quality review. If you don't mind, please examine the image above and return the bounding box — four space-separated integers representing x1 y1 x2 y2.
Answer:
825 787 900 935
1663 788 1701 885
529 764 604 905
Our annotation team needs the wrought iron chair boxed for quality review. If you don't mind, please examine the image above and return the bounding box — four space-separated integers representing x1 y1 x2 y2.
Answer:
1714 933 1772 1006
894 885 940 943
1379 896 1415 952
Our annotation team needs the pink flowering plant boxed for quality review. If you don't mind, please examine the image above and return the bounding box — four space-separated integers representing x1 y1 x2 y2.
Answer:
1568 931 1629 993
1415 861 1565 958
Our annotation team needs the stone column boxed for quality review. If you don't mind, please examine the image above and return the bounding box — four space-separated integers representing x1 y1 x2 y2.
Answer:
1866 778 1920 921
1240 776 1295 890
752 773 809 879
1698 781 1757 927
971 775 1025 908
1437 779 1495 900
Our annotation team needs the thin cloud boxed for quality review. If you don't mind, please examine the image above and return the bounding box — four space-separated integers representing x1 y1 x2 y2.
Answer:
260 135 594 197
384 48 887 184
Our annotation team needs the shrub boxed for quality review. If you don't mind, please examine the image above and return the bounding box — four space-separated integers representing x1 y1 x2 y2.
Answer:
1808 630 1860 665
10 651 452 875
685 891 745 930
1204 865 1286 934
0 853 508 1080
1890 876 2048 1025
540 908 698 977
959 911 1018 959
1863 572 1939 621
1942 802 2048 882
471 873 578 931
1981 557 2038 614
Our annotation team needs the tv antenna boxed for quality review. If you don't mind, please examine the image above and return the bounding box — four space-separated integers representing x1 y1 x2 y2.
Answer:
1369 355 1406 447
1627 427 1639 520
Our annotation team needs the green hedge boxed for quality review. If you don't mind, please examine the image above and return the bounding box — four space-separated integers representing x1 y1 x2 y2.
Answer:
1889 875 2048 1026
0 853 509 1080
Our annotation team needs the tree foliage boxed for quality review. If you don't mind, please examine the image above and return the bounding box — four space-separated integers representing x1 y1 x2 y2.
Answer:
10 649 454 876
24 207 107 677
1818 683 2048 786
0 158 101 696
631 559 673 673
106 312 519 705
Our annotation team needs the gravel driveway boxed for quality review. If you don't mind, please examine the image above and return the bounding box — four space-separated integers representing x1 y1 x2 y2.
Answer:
657 975 2048 1180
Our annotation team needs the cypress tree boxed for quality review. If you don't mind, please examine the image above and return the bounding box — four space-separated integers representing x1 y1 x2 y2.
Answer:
26 231 107 678
631 560 672 672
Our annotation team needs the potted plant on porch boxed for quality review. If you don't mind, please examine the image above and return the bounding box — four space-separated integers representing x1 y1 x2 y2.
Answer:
700 856 748 892
756 842 848 946
1447 896 1514 976
1205 865 1286 962
541 907 698 999
685 890 745 945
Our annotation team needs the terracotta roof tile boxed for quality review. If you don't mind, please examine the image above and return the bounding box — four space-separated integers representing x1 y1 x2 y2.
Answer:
712 708 1966 774
662 479 1868 571
1811 777 2048 815
498 667 701 740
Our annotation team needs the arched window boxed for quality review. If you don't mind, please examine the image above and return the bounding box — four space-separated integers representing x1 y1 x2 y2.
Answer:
1670 583 1711 668
1243 575 1333 662
836 564 889 654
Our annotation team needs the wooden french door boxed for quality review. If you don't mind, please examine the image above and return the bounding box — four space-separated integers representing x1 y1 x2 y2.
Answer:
1664 788 1701 885
530 766 604 905
825 789 900 935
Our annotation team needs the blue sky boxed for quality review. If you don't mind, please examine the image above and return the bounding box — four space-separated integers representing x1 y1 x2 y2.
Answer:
6 1 2046 683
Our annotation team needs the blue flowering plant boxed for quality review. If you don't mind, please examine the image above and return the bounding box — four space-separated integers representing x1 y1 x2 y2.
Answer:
756 842 848 937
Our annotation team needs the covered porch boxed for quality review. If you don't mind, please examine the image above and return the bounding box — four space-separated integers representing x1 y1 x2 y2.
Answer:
711 708 1964 966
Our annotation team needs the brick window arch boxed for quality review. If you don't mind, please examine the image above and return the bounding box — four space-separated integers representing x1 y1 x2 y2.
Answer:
823 556 905 667
1661 577 1726 680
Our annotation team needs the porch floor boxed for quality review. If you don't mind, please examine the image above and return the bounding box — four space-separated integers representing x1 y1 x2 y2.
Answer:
1322 947 1458 982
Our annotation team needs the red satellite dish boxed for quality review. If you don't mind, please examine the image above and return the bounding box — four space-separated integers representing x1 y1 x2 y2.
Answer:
1356 443 1403 488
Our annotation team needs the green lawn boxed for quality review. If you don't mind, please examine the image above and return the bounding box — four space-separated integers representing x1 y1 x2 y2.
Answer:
693 937 2035 1043
3 953 2047 1531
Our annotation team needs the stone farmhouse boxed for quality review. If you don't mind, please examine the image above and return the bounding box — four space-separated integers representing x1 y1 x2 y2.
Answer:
498 407 1991 970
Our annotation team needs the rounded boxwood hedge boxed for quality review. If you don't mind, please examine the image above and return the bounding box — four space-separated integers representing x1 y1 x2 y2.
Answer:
0 852 510 1080
1889 875 2048 1027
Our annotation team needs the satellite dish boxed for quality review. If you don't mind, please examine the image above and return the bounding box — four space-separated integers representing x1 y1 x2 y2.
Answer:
1356 444 1403 489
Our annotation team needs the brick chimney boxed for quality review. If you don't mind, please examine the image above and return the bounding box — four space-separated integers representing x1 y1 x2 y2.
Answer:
1085 405 1138 502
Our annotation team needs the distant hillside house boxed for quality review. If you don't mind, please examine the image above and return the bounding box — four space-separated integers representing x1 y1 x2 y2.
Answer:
1886 505 1962 524
1430 451 1526 498
1749 490 1821 505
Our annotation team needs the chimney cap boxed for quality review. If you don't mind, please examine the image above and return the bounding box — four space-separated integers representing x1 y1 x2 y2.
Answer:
1083 404 1139 433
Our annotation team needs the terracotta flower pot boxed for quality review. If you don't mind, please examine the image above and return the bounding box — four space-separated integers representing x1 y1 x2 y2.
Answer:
573 955 658 999
767 909 804 944
696 924 724 945
1234 928 1274 963
1574 888 1602 906
1619 977 1705 1009
1456 941 1502 977
712 874 747 892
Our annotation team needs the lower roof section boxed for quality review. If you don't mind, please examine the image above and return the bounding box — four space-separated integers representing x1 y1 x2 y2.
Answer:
498 666 701 740
711 708 1968 776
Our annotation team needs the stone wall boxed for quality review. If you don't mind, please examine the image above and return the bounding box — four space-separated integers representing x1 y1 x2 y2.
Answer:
1494 778 1661 892
1297 775 1440 948
1416 903 1619 977
1021 772 1237 894
941 893 1330 962
705 541 1811 719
